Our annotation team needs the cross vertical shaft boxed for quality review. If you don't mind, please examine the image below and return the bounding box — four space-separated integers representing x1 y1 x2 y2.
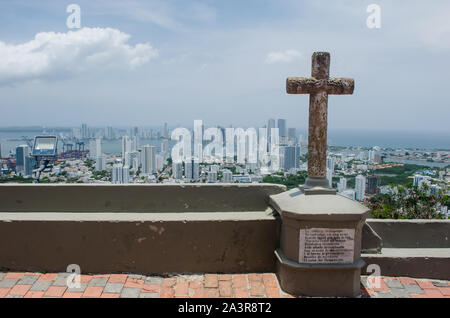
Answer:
286 52 354 190
308 53 330 181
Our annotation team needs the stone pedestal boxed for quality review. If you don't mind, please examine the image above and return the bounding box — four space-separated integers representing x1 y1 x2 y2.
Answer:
270 187 370 297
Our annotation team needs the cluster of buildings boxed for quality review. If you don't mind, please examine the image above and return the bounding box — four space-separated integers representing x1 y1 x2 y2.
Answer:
1 122 448 209
72 123 170 141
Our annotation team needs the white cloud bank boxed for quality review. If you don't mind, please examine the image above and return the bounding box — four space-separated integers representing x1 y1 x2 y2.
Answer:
0 27 158 84
264 49 302 64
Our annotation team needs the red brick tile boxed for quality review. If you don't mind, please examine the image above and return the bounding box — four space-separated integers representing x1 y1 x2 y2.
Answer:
161 278 177 288
399 277 417 285
204 288 219 298
218 274 232 281
192 289 206 298
125 278 145 288
410 294 427 298
250 281 265 297
94 274 110 278
9 284 32 296
417 280 436 289
189 281 203 289
219 281 232 297
142 284 160 293
45 286 67 297
265 287 280 298
234 288 249 298
160 287 175 298
80 275 93 283
101 293 120 298
438 287 450 296
233 274 247 289
0 288 11 298
108 274 128 284
83 286 104 298
262 274 278 288
248 274 262 282
175 282 189 296
204 274 218 288
38 273 57 281
62 292 83 298
5 273 24 279
24 291 45 298
423 289 444 298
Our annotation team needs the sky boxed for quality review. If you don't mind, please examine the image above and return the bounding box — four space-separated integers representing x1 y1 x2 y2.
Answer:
0 0 449 133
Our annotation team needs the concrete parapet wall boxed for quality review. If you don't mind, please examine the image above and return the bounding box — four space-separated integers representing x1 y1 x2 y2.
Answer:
0 184 286 213
366 219 450 248
0 184 285 274
0 212 280 274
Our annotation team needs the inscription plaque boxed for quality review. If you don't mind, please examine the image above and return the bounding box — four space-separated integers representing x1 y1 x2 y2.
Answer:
299 228 355 264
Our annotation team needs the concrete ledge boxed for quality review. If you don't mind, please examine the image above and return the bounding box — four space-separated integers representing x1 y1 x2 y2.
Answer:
0 211 281 274
366 219 450 248
0 184 286 213
362 248 450 280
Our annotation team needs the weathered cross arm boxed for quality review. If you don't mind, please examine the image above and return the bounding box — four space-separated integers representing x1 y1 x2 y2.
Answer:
286 77 354 95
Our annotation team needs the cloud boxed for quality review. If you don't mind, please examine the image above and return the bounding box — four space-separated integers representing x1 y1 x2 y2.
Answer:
264 49 302 64
0 27 158 85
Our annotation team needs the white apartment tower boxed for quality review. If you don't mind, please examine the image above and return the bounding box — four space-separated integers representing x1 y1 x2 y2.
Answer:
355 175 366 201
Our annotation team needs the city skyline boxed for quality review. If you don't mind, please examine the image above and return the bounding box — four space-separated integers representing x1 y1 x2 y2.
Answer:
0 1 449 133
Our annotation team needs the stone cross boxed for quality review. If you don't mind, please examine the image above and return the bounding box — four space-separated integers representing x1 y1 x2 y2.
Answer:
287 52 354 189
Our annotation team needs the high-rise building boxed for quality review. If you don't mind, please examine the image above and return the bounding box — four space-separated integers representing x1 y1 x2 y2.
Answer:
172 162 183 179
122 136 131 159
327 168 333 188
161 139 169 159
105 126 115 140
81 124 89 139
131 136 139 152
366 175 380 195
207 171 217 182
142 145 156 174
355 175 366 201
185 158 199 181
155 154 164 171
288 128 297 145
327 156 334 173
15 145 29 175
222 169 232 183
95 155 106 171
163 123 169 138
267 119 276 150
338 177 347 193
112 164 130 184
24 156 35 176
277 119 287 143
89 138 102 159
279 145 300 171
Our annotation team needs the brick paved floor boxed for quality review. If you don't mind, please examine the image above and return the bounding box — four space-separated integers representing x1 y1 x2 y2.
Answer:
0 272 449 298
